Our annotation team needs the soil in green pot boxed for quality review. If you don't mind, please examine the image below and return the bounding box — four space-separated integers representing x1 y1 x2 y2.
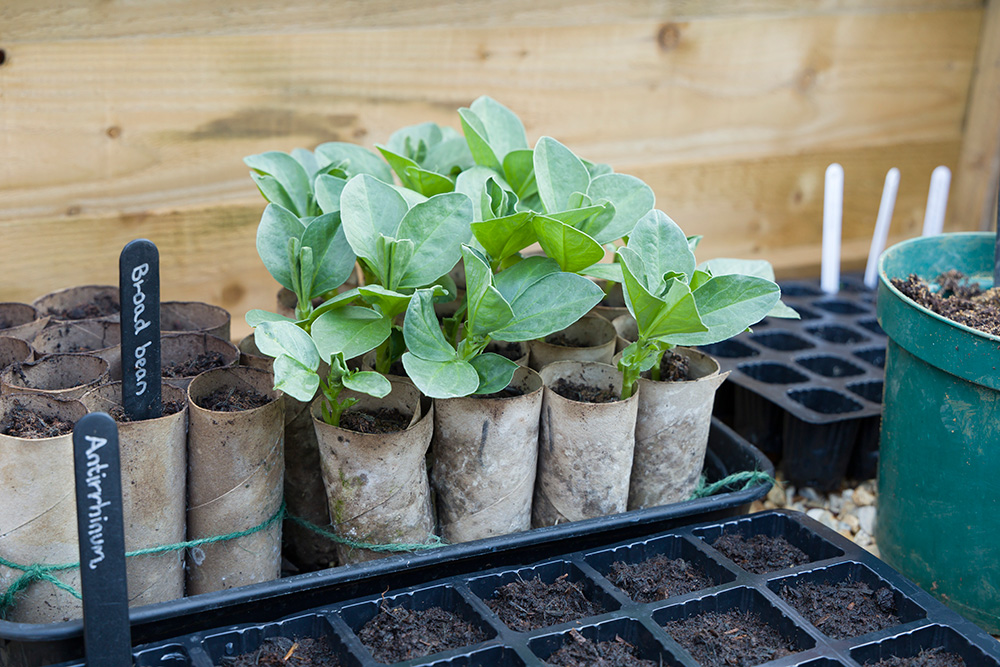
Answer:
216 636 341 666
868 648 967 667
892 271 1000 336
0 402 76 437
486 574 605 631
662 609 795 667
545 629 657 667
607 555 714 603
779 578 899 639
549 378 619 403
340 408 410 433
711 532 809 574
358 602 486 663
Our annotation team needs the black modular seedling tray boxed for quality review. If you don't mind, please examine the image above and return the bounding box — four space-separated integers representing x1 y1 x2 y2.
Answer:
60 510 1000 667
1 419 773 667
700 275 886 489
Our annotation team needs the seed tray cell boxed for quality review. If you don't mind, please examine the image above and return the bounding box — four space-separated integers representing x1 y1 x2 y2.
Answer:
55 511 1000 667
699 275 887 488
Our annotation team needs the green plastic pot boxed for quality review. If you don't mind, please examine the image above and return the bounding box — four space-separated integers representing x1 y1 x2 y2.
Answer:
877 232 1000 632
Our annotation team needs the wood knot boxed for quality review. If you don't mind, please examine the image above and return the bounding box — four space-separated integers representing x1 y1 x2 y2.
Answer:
106 125 122 139
0 49 7 66
797 67 818 93
657 23 682 52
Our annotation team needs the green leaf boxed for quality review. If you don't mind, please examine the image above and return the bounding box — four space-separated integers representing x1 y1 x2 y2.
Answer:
250 173 298 214
291 147 320 176
470 212 536 264
358 285 415 321
619 253 704 340
687 235 703 252
470 353 519 394
301 211 355 297
492 272 603 342
401 353 480 399
462 247 514 336
642 278 706 341
376 145 422 187
256 204 307 292
458 108 502 172
533 136 591 214
493 255 561 304
340 174 410 266
314 174 347 214
376 235 415 291
311 305 392 361
456 166 509 222
579 262 623 283
531 215 606 274
768 300 800 319
245 309 294 328
424 134 475 175
342 370 391 398
546 204 610 230
503 149 537 201
403 166 455 196
396 192 474 289
469 96 529 161
387 121 442 155
587 173 656 243
627 209 697 287
402 289 457 362
667 275 780 346
254 320 320 369
314 142 393 182
699 257 776 281
245 152 312 217
307 288 360 323
272 354 320 402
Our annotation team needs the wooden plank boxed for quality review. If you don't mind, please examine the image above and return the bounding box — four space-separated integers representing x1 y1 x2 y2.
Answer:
0 0 983 43
0 9 982 226
0 139 961 342
953 0 1000 231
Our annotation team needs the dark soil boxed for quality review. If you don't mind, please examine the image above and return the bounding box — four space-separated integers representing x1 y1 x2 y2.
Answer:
197 387 272 412
357 603 486 663
545 333 588 347
472 384 526 399
657 351 691 381
107 400 185 423
550 378 620 403
46 295 120 320
544 628 657 667
217 635 341 666
0 403 76 438
606 554 714 603
662 609 796 667
868 648 967 667
486 573 605 632
161 352 227 378
340 408 411 433
489 341 525 361
893 271 1000 337
711 532 809 574
779 579 899 639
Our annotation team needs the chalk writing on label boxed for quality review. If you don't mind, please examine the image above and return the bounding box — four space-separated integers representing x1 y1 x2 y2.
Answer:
84 435 110 570
128 262 152 396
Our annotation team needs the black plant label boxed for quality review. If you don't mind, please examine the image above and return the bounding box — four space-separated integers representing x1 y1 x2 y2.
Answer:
119 239 161 419
73 412 132 666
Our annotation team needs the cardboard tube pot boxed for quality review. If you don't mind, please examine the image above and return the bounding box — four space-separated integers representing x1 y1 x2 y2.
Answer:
236 334 273 372
33 320 122 381
533 361 639 527
312 381 435 565
161 332 239 391
432 366 543 543
161 301 231 340
81 383 188 606
485 339 529 367
0 394 88 623
626 347 730 510
0 336 33 372
32 285 120 323
1 353 109 400
590 281 629 323
528 314 616 371
0 303 48 342
611 313 638 354
186 367 284 595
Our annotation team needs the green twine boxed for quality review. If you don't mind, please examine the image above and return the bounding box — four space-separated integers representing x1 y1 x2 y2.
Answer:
0 469 770 618
689 470 775 499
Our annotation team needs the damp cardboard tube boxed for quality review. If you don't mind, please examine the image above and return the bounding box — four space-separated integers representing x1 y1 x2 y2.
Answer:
0 394 89 623
528 314 617 371
32 285 121 323
1 353 109 400
80 382 188 606
236 333 274 373
532 361 639 527
626 347 730 510
0 303 48 343
161 301 231 341
160 332 240 391
0 336 33 374
432 366 543 543
185 367 284 596
33 320 122 381
311 381 435 565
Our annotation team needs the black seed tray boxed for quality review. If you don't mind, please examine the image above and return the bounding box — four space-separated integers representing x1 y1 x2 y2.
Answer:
52 510 1000 667
2 419 773 667
700 275 886 489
